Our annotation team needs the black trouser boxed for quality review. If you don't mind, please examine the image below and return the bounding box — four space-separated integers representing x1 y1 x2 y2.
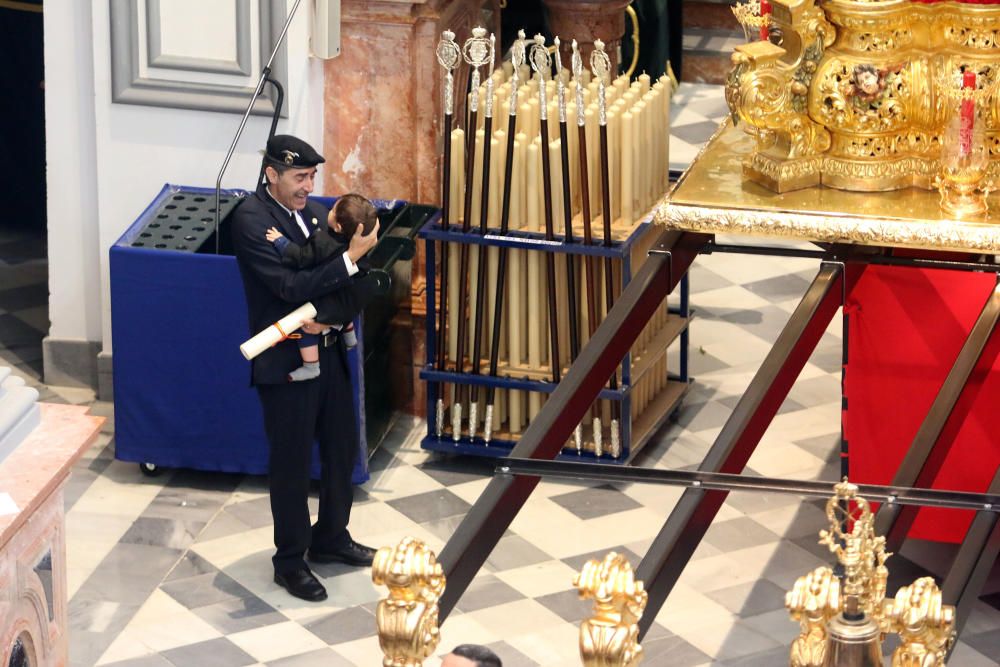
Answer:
256 337 359 574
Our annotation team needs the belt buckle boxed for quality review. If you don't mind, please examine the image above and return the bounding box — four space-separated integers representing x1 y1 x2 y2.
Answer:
323 331 336 348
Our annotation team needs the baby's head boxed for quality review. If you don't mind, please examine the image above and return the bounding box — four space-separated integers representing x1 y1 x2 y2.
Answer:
329 193 377 238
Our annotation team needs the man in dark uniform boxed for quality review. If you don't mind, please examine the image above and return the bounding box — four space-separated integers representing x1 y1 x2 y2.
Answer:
231 135 379 602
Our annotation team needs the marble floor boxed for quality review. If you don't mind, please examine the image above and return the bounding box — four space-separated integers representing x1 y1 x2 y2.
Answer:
1 84 999 666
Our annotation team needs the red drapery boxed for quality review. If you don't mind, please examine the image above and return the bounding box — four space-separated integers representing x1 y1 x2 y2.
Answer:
844 265 1000 543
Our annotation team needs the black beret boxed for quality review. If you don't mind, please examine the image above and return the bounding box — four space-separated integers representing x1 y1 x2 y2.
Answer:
264 134 325 169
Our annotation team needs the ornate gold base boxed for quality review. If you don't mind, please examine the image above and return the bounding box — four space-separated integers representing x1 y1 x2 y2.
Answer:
821 157 936 192
743 153 822 193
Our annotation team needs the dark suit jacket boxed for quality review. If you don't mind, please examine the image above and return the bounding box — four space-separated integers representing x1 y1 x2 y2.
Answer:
231 184 352 385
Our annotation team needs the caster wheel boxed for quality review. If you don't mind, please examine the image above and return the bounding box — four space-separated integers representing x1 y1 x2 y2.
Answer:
139 462 163 477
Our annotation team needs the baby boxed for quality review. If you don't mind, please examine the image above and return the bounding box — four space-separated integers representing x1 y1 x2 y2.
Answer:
266 193 379 382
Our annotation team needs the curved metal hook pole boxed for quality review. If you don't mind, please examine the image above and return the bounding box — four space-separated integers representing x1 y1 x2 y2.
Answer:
214 0 303 254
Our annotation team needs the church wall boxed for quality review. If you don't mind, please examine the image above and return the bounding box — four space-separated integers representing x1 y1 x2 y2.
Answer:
43 0 325 396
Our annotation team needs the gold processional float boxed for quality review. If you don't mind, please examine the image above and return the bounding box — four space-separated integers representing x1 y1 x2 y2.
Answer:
371 482 955 666
724 0 1000 218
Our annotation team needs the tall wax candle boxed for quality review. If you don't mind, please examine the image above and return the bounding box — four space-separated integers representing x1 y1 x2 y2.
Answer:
621 111 634 225
760 0 772 41
960 70 977 157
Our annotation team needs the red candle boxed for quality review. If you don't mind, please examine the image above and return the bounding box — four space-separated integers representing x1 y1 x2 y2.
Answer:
760 0 772 42
960 70 976 157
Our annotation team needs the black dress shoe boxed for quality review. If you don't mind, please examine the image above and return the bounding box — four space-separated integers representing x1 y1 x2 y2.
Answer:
274 569 327 602
308 540 376 566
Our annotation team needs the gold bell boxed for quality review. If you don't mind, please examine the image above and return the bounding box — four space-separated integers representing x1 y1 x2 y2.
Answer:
822 610 882 666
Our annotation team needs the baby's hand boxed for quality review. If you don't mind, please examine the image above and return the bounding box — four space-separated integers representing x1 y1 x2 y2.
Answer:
265 227 283 242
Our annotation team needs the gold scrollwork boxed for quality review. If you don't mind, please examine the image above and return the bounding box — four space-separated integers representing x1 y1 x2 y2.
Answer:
726 0 1000 193
372 537 446 667
786 567 841 667
881 578 955 667
575 552 648 667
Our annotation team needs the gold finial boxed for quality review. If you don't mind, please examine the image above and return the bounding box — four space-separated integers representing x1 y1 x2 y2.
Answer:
574 552 647 666
818 479 889 619
372 537 446 667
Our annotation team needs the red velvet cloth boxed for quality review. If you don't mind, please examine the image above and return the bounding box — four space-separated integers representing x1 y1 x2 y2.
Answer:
844 266 1000 543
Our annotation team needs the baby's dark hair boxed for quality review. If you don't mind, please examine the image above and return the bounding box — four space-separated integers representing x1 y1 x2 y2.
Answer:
333 193 377 238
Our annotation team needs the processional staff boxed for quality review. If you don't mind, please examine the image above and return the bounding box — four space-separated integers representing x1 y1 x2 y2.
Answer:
591 39 621 458
484 31 527 444
468 33 497 440
572 39 604 456
434 30 461 438
452 27 490 441
529 35 563 390
553 37 584 453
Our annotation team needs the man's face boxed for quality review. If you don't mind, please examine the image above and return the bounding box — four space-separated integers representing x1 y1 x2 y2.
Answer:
267 165 317 211
440 654 477 667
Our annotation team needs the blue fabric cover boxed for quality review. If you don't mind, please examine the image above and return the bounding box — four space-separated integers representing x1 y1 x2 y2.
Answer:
111 184 370 483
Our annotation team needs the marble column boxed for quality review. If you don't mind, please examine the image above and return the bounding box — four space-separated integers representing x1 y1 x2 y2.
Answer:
323 0 498 413
543 0 631 73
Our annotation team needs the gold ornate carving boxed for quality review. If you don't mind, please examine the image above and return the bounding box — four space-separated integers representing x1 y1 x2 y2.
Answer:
372 537 446 667
778 481 958 665
574 552 648 667
786 566 841 667
882 578 955 667
726 0 1000 192
729 1 834 190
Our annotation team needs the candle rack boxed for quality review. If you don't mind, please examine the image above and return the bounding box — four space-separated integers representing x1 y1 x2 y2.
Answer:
418 218 691 464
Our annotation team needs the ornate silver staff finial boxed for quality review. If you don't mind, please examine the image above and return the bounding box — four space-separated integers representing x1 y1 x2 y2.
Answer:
553 36 568 124
590 38 611 126
463 27 490 114
529 34 550 121
509 29 526 115
484 33 496 118
571 39 586 127
436 30 461 116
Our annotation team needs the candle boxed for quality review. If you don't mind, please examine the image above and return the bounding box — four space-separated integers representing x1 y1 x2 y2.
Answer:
526 140 540 232
471 129 485 228
960 70 976 157
450 128 464 223
621 112 634 225
760 0 772 42
635 100 648 210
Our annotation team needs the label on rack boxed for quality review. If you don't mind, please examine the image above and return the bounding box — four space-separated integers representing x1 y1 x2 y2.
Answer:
483 234 562 247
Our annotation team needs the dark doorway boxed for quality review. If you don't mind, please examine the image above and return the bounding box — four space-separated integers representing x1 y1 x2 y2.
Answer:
0 0 48 379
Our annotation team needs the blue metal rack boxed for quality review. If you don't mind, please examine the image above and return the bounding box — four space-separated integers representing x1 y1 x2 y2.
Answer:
418 219 691 464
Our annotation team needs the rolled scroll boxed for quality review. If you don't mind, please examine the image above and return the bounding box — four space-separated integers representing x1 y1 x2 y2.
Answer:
240 302 318 360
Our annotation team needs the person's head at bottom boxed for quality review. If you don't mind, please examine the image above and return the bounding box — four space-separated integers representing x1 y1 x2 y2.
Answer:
440 644 502 667
329 193 377 239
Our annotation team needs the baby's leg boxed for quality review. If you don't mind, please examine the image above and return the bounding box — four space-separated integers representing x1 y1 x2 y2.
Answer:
342 322 357 349
288 333 321 382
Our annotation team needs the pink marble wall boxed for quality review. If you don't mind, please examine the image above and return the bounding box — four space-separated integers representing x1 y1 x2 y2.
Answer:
1 404 103 667
323 0 497 414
